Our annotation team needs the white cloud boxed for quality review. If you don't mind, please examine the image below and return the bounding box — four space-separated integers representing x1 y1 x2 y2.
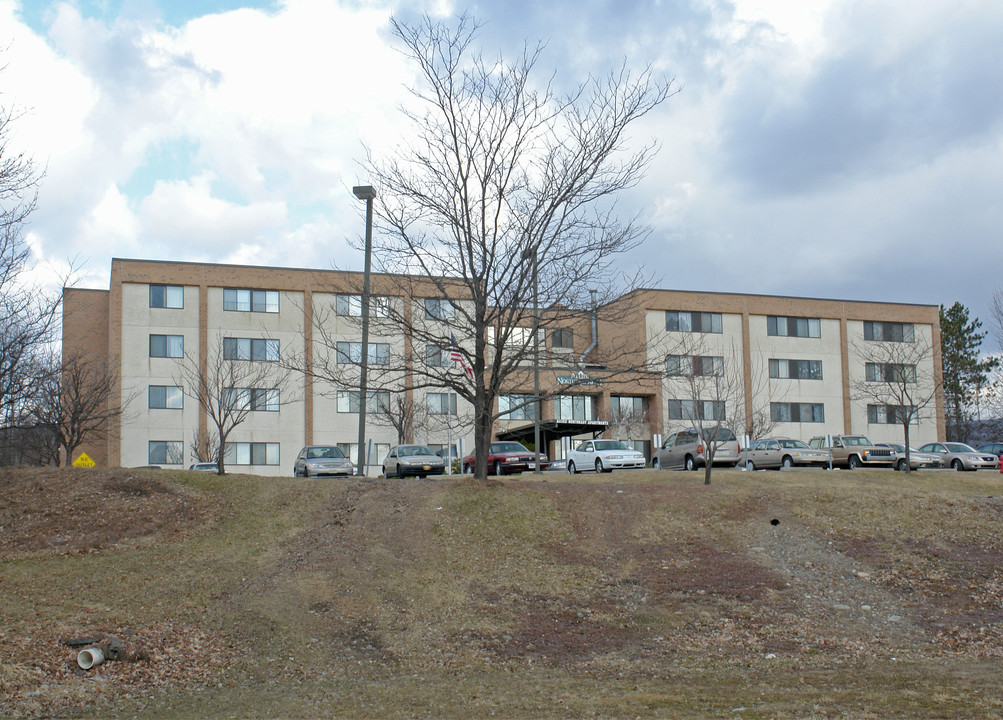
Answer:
1 0 1001 326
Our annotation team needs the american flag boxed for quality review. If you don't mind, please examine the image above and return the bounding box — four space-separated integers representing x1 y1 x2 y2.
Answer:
449 333 474 381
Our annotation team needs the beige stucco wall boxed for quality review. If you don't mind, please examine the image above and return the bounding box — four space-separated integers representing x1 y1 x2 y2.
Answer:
747 315 845 440
119 283 201 468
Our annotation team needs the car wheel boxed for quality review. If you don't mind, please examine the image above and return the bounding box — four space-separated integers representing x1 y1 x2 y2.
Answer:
782 456 794 469
896 459 908 472
847 455 861 470
651 457 659 470
462 463 471 474
595 458 604 474
745 460 755 471
568 460 577 474
494 460 503 476
952 459 964 471
685 456 696 471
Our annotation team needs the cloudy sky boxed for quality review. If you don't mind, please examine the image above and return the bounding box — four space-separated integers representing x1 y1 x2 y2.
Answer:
3 0 1002 333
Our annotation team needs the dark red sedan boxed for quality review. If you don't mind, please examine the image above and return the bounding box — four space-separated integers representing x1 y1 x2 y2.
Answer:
462 441 549 475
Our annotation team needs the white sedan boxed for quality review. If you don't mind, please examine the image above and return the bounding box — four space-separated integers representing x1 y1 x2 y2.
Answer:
567 439 646 474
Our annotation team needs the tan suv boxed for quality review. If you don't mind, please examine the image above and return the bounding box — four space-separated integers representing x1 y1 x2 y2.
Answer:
807 434 895 469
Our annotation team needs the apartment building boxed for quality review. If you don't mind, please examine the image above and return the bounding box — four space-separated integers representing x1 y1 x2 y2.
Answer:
62 259 944 473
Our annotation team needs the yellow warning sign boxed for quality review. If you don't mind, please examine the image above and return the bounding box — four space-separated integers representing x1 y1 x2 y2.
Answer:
72 453 96 468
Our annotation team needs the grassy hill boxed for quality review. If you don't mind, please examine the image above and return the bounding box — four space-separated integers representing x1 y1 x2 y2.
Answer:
2 465 1003 718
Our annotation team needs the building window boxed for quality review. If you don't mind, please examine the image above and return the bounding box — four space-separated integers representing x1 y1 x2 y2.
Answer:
610 395 646 416
767 316 821 338
555 395 596 421
868 404 914 424
223 337 280 362
865 363 917 383
769 359 823 380
428 392 458 416
425 344 451 367
336 294 390 317
666 355 723 376
424 298 455 321
223 288 279 313
336 390 391 413
225 442 280 465
149 440 183 465
770 402 825 423
225 388 280 412
150 334 184 358
668 399 725 421
335 342 390 365
552 328 574 349
665 311 723 334
149 285 183 309
499 394 536 420
864 321 915 343
149 385 183 409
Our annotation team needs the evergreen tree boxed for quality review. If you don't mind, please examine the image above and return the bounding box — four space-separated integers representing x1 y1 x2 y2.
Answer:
940 302 998 441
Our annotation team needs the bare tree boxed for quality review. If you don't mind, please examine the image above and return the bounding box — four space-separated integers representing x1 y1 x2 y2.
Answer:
30 351 129 466
0 96 59 439
370 390 425 445
851 337 940 472
741 351 789 442
174 334 297 475
658 333 746 485
357 14 675 481
609 403 649 445
189 427 221 465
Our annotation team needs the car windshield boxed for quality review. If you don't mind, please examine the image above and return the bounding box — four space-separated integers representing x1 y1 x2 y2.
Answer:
594 440 629 451
491 442 529 453
399 446 435 457
307 446 345 459
945 443 976 453
843 436 874 446
778 439 810 449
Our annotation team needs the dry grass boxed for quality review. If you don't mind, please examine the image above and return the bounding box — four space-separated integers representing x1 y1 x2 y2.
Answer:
2 465 1003 718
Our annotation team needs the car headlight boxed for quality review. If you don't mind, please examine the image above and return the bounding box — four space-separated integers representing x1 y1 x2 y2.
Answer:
505 457 518 462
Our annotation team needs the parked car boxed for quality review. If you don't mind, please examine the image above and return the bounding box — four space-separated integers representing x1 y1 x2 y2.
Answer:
188 462 219 472
567 439 646 474
874 443 943 471
743 438 828 470
461 442 549 475
293 445 355 477
917 442 1000 471
546 459 567 473
977 442 1003 459
652 427 741 471
807 434 895 469
383 445 446 478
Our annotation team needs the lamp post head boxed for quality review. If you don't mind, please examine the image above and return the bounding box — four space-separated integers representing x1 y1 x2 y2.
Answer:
353 185 377 200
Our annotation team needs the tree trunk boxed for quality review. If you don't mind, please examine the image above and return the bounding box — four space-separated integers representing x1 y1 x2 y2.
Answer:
903 421 912 474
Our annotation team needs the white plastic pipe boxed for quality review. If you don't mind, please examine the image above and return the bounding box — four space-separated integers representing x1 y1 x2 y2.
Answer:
77 647 105 669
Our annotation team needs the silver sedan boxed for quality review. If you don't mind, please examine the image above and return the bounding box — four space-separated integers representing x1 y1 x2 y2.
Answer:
917 442 1000 471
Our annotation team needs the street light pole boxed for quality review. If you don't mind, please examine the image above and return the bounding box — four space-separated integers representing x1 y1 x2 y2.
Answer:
521 246 542 475
353 185 376 477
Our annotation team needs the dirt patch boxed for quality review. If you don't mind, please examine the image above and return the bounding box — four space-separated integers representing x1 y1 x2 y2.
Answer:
0 467 223 559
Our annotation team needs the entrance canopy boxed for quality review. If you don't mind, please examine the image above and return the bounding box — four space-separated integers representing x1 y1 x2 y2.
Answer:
496 420 609 449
